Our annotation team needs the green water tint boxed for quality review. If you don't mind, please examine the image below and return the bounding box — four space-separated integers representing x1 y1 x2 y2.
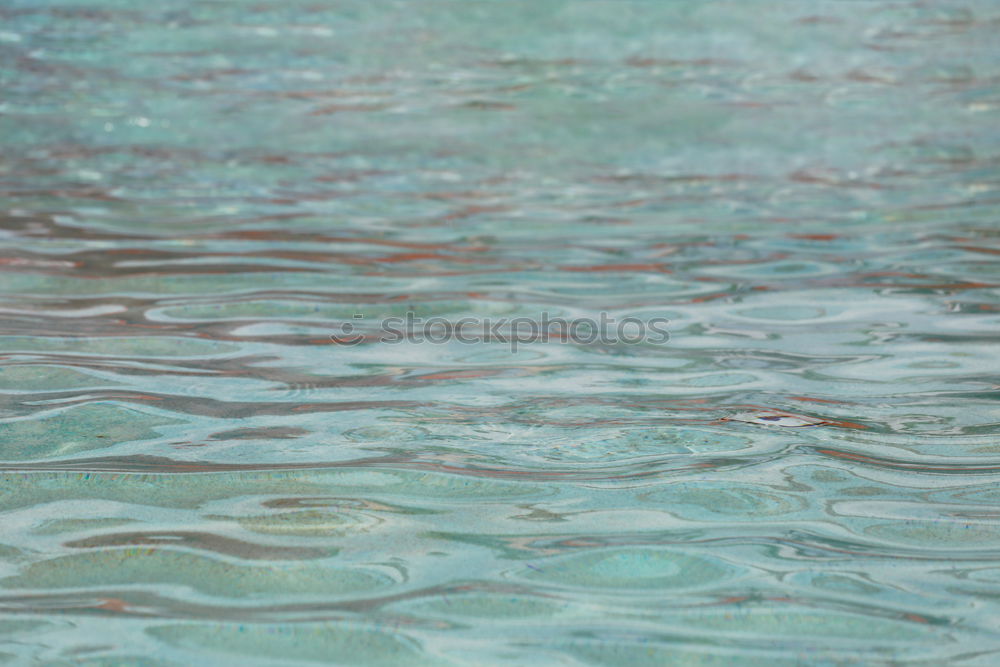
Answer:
2 0 1000 664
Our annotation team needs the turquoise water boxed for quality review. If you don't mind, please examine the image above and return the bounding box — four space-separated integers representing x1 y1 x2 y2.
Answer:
1 0 1000 664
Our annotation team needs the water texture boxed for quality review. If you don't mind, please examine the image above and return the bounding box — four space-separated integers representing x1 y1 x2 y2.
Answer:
1 1 999 664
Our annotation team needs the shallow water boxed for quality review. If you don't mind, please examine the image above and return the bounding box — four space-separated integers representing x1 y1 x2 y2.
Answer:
1 1 1000 664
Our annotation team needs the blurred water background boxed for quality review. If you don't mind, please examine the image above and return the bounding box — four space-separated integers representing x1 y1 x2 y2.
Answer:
1 1 1000 664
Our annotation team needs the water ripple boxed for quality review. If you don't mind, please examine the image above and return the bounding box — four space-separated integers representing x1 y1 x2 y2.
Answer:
2 0 1000 663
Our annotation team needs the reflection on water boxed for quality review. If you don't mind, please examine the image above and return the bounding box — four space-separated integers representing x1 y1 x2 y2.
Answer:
1 0 999 663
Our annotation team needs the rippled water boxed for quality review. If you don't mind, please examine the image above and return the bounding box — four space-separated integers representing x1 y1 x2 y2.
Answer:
1 1 999 664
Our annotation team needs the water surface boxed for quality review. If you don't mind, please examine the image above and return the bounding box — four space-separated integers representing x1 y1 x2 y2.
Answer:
1 1 1000 664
